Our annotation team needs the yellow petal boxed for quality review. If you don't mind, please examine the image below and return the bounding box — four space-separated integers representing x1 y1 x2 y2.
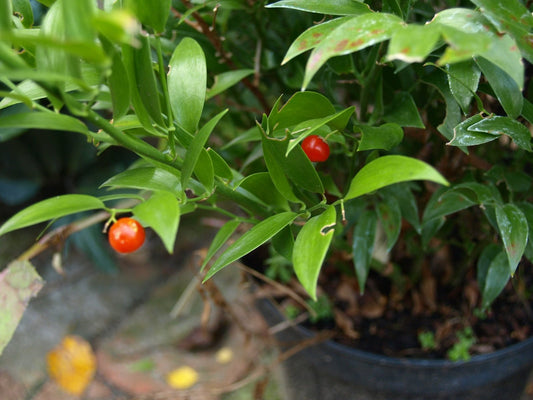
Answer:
215 347 233 364
166 366 199 389
46 335 96 395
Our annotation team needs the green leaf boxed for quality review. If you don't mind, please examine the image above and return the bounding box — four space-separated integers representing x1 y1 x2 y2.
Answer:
131 34 164 126
201 220 241 271
357 123 403 151
193 149 214 192
480 34 524 91
447 61 481 114
61 0 95 43
468 116 532 152
303 13 403 89
168 38 206 133
236 172 289 212
470 0 533 64
495 203 528 275
270 91 336 131
382 183 421 233
133 191 180 253
125 0 171 33
208 148 233 182
479 248 511 309
0 0 12 32
387 23 441 63
475 56 523 118
12 0 34 28
293 205 336 300
0 260 44 356
101 167 183 198
206 69 254 100
282 17 352 65
204 212 299 281
0 111 89 134
272 225 294 261
0 194 105 236
108 51 131 119
447 114 497 147
345 155 449 200
422 186 477 223
352 208 377 292
266 0 371 16
376 196 402 251
182 109 228 188
262 134 324 194
383 92 425 128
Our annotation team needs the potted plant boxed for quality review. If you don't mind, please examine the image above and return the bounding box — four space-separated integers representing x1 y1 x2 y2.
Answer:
1 0 532 399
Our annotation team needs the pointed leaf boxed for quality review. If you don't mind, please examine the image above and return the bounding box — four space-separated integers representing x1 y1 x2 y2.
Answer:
387 23 440 63
0 112 89 134
101 167 183 198
303 13 403 89
447 61 481 114
468 116 532 151
383 92 424 128
376 196 402 252
422 186 477 223
496 203 528 275
125 0 170 33
0 194 105 236
168 38 206 133
266 0 371 16
293 205 336 300
182 109 228 188
447 113 496 147
480 249 511 309
345 155 449 200
206 69 254 100
204 212 298 281
201 220 241 271
352 208 377 292
133 191 180 253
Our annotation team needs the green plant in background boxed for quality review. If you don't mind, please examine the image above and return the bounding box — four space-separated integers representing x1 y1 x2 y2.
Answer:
0 0 531 360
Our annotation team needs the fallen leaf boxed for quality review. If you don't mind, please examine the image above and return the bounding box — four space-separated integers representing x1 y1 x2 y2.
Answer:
46 335 96 395
166 366 199 389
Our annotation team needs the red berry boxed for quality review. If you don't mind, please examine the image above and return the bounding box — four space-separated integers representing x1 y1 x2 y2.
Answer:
108 217 145 254
301 135 330 162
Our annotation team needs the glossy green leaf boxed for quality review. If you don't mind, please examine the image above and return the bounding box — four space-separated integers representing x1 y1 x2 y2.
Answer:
168 38 206 133
293 205 336 300
266 0 371 16
261 139 301 204
272 225 294 261
447 61 481 114
101 167 183 197
352 208 377 292
481 34 524 91
376 196 402 252
282 17 352 64
193 149 214 192
479 248 511 309
496 203 528 275
201 220 241 271
182 109 228 188
0 260 44 356
345 155 449 200
109 51 131 119
0 111 89 134
206 69 254 100
303 13 403 89
125 0 171 33
382 183 421 233
475 56 523 119
447 114 496 147
204 212 299 281
132 34 163 126
208 149 233 182
468 116 532 151
387 23 440 63
12 0 34 28
61 0 95 43
0 0 12 32
0 194 105 236
270 91 336 131
133 191 180 253
236 172 289 212
262 134 324 194
358 123 403 151
422 186 477 223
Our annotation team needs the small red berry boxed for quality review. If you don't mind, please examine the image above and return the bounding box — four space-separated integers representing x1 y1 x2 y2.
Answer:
108 217 145 254
301 135 330 162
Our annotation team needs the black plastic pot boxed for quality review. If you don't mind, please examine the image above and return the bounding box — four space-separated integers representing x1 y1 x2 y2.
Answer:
256 299 533 400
